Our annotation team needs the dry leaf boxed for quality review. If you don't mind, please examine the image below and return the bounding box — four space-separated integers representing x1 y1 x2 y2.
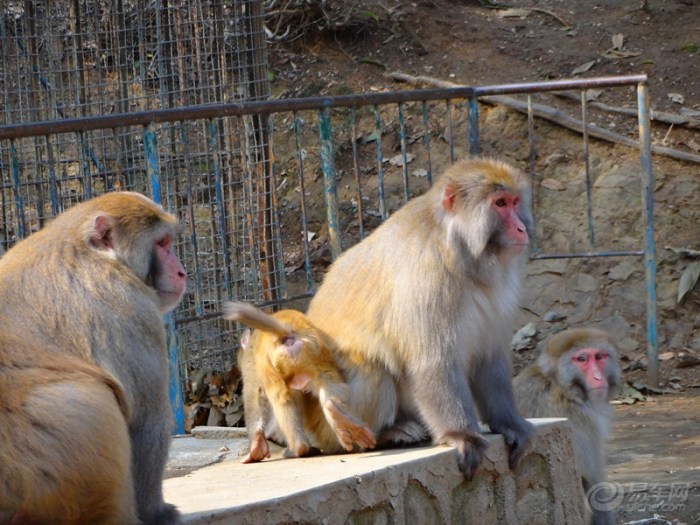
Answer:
572 60 595 75
678 261 700 302
684 139 700 153
668 93 685 104
612 33 624 50
676 352 700 369
659 351 675 361
584 89 603 101
498 8 532 18
511 322 537 352
388 153 415 167
601 49 642 59
611 383 646 405
680 107 700 117
540 178 565 191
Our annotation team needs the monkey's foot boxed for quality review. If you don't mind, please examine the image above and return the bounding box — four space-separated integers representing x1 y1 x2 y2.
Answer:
143 503 182 525
241 432 270 463
377 420 429 447
441 431 489 482
323 400 377 451
490 417 535 470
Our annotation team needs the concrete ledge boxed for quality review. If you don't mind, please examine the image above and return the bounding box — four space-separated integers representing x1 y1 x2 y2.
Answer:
164 419 586 525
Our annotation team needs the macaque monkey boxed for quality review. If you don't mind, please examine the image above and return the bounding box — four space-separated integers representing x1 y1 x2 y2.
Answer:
0 192 186 524
222 301 376 463
513 328 622 525
306 157 535 480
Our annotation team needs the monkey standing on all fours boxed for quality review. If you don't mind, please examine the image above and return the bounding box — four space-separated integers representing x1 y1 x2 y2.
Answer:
0 192 186 525
306 157 536 481
222 301 376 463
513 328 622 525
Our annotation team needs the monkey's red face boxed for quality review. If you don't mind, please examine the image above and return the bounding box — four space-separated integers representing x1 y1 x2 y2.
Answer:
492 191 528 249
572 347 610 399
153 234 187 312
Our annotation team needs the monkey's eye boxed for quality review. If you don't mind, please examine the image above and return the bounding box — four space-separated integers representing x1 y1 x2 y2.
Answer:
282 336 296 347
595 352 608 361
574 354 588 363
512 196 520 206
495 198 507 207
156 237 169 248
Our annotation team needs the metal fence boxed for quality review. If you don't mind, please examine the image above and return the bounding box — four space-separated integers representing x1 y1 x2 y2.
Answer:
0 4 657 431
1 0 276 430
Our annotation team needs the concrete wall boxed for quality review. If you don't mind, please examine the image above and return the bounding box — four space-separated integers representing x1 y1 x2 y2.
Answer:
164 419 586 525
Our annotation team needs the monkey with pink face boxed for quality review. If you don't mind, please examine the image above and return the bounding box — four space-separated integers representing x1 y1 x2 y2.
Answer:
513 328 622 525
0 192 186 524
306 158 536 480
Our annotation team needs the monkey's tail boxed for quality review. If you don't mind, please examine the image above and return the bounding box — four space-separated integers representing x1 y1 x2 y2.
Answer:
221 301 290 337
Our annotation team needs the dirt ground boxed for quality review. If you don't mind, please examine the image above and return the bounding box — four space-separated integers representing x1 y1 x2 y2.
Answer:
264 1 700 523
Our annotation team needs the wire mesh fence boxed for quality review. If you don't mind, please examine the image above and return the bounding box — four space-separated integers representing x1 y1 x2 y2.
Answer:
0 0 275 399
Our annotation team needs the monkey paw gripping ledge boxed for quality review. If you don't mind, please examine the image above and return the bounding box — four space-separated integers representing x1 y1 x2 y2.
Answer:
164 419 586 525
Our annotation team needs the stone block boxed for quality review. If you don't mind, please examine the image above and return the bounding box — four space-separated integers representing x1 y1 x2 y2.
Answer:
163 419 586 525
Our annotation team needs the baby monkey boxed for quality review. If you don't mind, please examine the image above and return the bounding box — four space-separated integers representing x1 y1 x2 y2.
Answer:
222 301 376 463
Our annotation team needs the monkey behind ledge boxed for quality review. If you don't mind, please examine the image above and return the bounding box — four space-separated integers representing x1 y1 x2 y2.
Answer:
222 301 376 463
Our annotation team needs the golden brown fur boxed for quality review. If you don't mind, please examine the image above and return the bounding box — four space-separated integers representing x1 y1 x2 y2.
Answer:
306 158 535 480
223 302 376 462
0 337 135 525
0 192 186 525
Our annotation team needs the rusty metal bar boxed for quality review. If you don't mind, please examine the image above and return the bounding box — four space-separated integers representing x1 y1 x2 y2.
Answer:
637 82 658 387
349 107 365 239
209 118 232 301
0 75 649 140
531 250 644 260
373 105 387 221
293 111 315 292
398 102 410 202
144 121 184 433
144 125 161 202
317 107 341 259
526 94 538 256
181 123 204 317
581 90 595 247
167 315 184 435
421 101 433 184
467 96 480 157
9 140 26 238
446 99 454 163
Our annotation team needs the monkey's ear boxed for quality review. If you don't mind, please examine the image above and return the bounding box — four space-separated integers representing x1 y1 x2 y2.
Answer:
441 184 457 213
87 213 116 250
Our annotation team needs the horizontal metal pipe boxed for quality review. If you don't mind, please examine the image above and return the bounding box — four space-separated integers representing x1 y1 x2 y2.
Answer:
0 75 647 140
531 250 644 260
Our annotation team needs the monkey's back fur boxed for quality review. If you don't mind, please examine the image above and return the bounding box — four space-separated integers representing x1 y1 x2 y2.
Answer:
307 158 532 443
0 192 184 524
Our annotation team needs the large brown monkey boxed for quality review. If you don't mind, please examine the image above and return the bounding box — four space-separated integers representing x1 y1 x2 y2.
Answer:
306 157 535 480
0 192 186 525
222 301 376 463
513 328 621 525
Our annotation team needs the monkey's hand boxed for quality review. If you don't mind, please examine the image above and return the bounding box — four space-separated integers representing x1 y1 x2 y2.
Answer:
490 417 535 470
441 431 490 482
323 399 377 451
241 431 271 463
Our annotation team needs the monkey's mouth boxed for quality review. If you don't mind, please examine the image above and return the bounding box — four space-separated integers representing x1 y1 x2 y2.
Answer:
158 288 186 312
